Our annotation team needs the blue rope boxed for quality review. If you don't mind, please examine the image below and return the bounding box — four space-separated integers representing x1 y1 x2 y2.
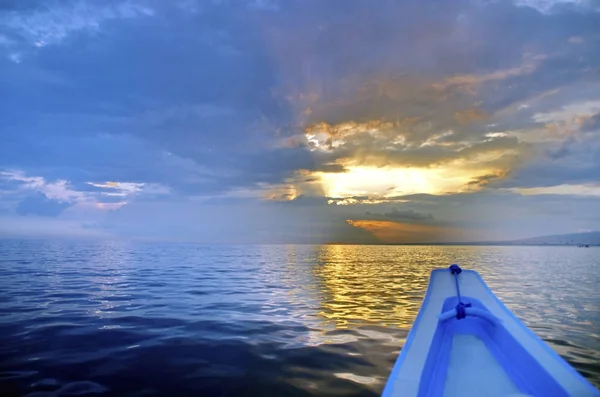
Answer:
449 264 471 320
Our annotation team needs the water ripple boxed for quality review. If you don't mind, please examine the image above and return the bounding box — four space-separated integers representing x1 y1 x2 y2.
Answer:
0 240 598 396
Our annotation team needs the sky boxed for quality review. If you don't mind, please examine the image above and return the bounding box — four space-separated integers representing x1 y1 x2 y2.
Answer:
0 0 599 244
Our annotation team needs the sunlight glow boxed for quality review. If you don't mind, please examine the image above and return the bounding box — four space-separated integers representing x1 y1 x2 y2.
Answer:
87 182 144 193
318 165 483 200
347 220 442 243
299 118 514 204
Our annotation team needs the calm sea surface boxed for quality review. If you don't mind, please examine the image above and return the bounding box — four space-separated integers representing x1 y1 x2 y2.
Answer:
0 240 598 396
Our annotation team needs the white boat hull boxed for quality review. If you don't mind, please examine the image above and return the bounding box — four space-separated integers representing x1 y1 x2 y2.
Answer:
381 266 600 397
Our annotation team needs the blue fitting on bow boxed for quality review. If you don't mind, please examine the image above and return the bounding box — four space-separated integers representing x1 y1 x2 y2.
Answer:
449 264 462 275
455 301 472 320
449 264 470 320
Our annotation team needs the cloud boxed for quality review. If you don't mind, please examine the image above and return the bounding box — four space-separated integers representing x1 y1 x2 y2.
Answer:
3 0 596 200
7 52 22 63
569 36 585 44
303 119 526 170
505 183 600 196
247 0 280 11
366 208 434 222
16 192 73 216
0 170 85 202
514 0 600 14
432 53 546 97
1 0 600 241
346 220 466 244
0 0 154 56
498 98 600 189
532 100 600 124
466 172 509 187
86 181 144 196
581 112 600 131
0 168 169 215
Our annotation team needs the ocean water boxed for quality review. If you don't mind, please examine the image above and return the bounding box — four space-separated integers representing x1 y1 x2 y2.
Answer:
0 240 598 397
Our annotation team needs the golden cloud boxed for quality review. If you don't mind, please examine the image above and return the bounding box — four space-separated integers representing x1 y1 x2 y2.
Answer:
454 108 488 125
432 53 546 96
257 9 545 205
346 219 463 243
295 116 528 202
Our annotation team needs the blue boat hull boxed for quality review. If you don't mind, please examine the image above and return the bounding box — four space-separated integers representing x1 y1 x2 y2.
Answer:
381 267 600 397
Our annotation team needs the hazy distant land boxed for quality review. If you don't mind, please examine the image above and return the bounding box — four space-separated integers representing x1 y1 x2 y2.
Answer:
325 232 600 246
430 231 600 246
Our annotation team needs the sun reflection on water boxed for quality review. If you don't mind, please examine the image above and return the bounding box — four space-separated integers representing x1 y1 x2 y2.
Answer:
312 245 433 329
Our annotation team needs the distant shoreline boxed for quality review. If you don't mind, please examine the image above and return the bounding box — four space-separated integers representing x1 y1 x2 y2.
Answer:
399 241 599 246
328 231 600 246
0 236 598 247
325 243 599 247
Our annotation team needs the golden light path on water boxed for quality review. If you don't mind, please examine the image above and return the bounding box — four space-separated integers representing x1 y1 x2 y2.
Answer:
312 245 432 329
280 245 600 393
